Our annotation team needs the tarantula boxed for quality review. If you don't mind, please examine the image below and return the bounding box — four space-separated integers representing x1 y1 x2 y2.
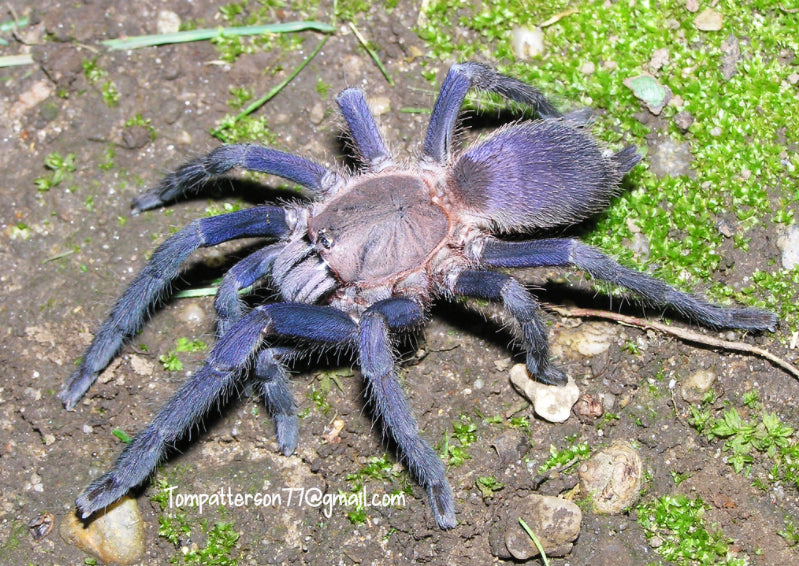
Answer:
61 62 776 529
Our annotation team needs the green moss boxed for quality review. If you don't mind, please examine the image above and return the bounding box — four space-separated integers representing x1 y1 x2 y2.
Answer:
689 394 799 487
417 0 797 317
638 494 747 565
150 479 240 566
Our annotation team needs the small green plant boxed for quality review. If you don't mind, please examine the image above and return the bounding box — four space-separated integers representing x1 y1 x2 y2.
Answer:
101 81 120 106
441 416 477 466
508 415 531 431
112 428 132 444
151 479 240 565
159 338 208 371
778 516 799 547
538 437 591 474
82 57 106 82
315 77 331 98
344 454 407 524
689 402 799 487
227 86 253 109
476 475 505 500
637 494 747 565
98 145 115 171
125 113 157 141
34 152 76 191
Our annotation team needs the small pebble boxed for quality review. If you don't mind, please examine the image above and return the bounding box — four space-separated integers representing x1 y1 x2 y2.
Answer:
510 26 545 59
179 302 206 326
648 137 693 178
573 394 604 422
552 321 614 357
673 110 694 133
502 495 582 559
777 226 799 270
29 512 55 541
157 10 181 34
623 74 671 115
681 369 716 403
694 8 723 31
579 441 643 514
368 96 391 116
510 364 579 423
60 496 145 565
309 102 325 124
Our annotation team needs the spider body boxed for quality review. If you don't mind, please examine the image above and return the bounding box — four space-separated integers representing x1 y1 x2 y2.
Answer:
61 62 776 530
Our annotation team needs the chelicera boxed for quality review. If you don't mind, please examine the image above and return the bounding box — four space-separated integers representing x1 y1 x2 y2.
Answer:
61 62 776 529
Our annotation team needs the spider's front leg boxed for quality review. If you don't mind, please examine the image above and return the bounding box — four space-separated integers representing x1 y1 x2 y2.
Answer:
479 238 777 331
60 206 292 410
359 298 457 529
449 270 566 386
215 245 299 455
76 303 357 519
214 243 299 456
132 145 335 213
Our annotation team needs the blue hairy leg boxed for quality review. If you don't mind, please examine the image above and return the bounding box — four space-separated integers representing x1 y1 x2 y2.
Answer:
215 245 299 455
59 206 290 410
336 88 390 168
423 61 561 163
132 144 334 213
76 303 358 519
480 238 777 331
359 298 457 529
451 270 566 386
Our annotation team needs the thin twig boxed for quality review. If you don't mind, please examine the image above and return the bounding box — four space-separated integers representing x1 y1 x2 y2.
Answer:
543 304 799 379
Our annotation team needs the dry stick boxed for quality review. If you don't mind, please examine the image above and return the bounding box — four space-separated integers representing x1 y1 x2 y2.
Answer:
543 304 799 380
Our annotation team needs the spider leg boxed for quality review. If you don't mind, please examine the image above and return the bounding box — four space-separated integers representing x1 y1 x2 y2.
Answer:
59 206 291 410
254 346 298 456
336 88 391 169
480 238 777 331
451 270 566 386
76 303 357 519
215 243 284 336
132 145 336 213
423 61 561 163
359 298 457 529
215 244 298 455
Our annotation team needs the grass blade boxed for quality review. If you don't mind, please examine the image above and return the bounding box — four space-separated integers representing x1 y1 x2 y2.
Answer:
102 21 334 51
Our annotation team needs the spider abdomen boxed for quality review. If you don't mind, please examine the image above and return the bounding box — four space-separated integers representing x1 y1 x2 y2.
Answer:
449 121 640 231
308 172 449 285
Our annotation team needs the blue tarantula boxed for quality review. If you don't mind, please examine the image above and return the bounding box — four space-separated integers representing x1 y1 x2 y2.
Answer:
61 62 776 529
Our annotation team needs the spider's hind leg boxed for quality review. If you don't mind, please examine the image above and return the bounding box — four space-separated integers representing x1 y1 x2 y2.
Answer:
423 61 561 163
480 238 778 331
450 270 567 386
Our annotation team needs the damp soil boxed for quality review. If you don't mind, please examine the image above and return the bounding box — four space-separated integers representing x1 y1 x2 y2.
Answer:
1 2 798 565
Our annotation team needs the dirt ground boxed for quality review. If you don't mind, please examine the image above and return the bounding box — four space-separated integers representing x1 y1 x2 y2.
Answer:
1 1 798 565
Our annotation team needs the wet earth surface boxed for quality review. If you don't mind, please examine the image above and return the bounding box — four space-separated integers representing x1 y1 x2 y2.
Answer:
2 1 798 564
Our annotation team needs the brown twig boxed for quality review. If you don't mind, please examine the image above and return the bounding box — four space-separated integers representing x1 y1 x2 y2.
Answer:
543 304 799 380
